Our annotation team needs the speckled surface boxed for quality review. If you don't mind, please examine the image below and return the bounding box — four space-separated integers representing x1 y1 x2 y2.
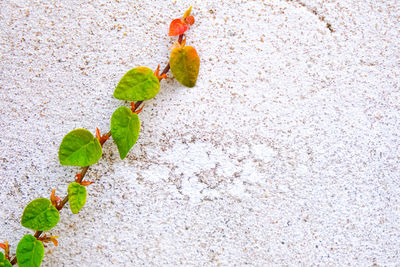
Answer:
1 0 399 266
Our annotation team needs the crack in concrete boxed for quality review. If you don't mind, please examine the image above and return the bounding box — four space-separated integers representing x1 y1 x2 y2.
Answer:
286 0 335 32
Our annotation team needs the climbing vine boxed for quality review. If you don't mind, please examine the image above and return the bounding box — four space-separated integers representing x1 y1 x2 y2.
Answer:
0 7 199 267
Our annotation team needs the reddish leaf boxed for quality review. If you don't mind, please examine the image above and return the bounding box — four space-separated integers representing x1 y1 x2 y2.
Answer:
50 189 58 207
153 65 167 81
169 19 188 36
80 181 94 186
1 240 9 261
95 128 110 146
184 15 195 26
38 235 59 247
75 173 82 183
95 128 101 141
51 238 58 247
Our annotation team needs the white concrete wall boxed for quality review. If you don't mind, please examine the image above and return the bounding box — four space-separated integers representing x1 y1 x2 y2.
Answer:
0 0 399 265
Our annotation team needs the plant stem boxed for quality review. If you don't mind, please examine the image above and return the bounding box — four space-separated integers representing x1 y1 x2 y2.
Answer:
159 33 183 76
9 33 183 266
10 257 17 265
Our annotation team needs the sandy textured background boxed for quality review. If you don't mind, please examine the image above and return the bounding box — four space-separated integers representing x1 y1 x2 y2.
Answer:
1 0 399 266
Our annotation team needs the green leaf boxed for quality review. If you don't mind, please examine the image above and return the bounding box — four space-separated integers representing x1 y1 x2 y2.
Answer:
0 252 12 267
113 67 160 101
170 45 200 88
16 235 44 267
111 106 140 159
21 198 60 231
68 182 87 214
59 129 102 167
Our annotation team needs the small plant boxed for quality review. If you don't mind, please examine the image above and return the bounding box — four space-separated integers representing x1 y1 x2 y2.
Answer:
1 7 199 266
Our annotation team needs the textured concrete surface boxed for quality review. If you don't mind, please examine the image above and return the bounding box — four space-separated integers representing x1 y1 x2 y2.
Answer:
1 0 399 266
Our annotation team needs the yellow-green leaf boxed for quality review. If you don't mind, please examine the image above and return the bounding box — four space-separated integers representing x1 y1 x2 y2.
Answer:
16 235 44 267
170 46 200 88
111 106 140 159
113 67 160 101
68 182 87 214
21 198 60 231
0 252 12 267
59 129 102 167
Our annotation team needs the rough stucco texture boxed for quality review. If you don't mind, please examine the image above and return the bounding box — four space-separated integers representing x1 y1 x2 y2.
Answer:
0 0 399 266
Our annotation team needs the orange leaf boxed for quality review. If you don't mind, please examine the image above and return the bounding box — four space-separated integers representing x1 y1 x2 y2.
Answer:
169 19 188 36
38 235 59 247
154 65 167 81
50 189 57 206
96 127 101 141
75 173 82 182
51 236 59 247
184 15 195 26
80 181 94 186
153 64 161 77
0 240 9 260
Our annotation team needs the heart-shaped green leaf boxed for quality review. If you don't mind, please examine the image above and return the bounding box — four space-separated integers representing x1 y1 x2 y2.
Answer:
16 235 44 267
59 129 102 167
113 67 160 101
21 198 60 231
170 45 200 88
68 182 87 214
0 252 12 267
111 106 140 159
